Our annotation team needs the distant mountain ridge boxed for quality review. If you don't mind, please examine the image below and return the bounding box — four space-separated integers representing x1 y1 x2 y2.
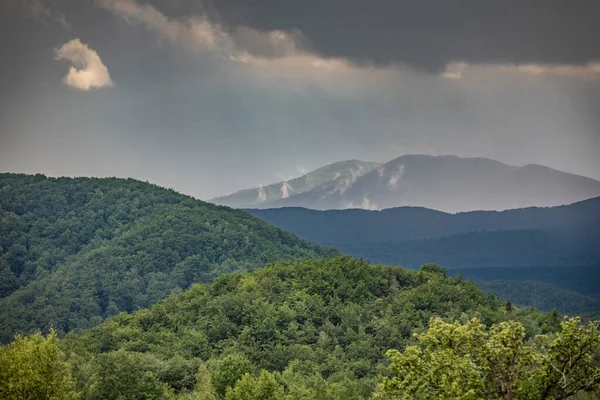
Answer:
478 280 600 315
210 160 380 208
213 155 600 212
246 196 600 246
245 198 600 313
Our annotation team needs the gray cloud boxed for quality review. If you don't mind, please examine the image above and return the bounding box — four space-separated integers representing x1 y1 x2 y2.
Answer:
207 0 600 72
3 0 71 28
0 0 599 201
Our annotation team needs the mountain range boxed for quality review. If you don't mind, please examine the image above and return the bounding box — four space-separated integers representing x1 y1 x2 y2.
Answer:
2 173 599 341
246 198 600 314
247 197 600 270
212 155 600 212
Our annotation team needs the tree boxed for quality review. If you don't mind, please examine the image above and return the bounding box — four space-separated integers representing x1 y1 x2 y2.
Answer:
224 370 284 400
375 317 600 399
0 330 79 400
88 350 165 400
537 317 600 399
210 354 254 399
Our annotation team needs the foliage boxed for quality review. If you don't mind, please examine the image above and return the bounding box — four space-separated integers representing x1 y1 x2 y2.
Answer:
210 354 254 398
0 330 79 400
57 257 558 399
375 316 600 399
225 370 284 400
0 173 337 341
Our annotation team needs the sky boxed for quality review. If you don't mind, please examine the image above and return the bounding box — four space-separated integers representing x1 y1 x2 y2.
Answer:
1 0 599 200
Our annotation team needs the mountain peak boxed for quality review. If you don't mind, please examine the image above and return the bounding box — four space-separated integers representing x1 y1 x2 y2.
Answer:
212 155 600 212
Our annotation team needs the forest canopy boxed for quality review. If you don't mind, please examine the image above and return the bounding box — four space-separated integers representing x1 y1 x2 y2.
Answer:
1 257 598 399
0 174 337 342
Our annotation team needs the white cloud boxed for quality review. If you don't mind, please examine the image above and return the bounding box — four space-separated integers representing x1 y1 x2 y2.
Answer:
257 185 267 201
281 181 292 198
334 165 367 194
387 165 405 189
55 39 114 91
361 196 378 211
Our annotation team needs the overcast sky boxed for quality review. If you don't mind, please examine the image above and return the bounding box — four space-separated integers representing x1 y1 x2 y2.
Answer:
1 0 599 199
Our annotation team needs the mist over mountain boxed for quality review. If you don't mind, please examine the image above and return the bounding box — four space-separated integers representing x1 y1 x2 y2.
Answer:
214 155 600 212
210 160 380 208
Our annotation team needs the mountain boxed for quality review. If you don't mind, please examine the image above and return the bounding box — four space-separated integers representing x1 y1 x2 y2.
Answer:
210 160 380 208
246 200 600 310
448 266 600 299
247 196 600 246
217 155 600 212
478 280 600 316
335 220 600 269
0 173 338 342
60 257 551 399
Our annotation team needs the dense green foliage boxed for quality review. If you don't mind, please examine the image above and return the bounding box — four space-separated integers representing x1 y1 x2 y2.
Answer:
0 174 338 342
58 257 561 399
375 316 600 399
479 281 600 316
0 330 79 400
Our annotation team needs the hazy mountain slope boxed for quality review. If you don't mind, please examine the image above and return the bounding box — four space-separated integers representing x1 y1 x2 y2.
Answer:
236 155 600 212
246 196 600 246
337 220 600 269
0 174 338 342
343 155 600 212
479 280 600 315
210 160 380 208
448 266 600 299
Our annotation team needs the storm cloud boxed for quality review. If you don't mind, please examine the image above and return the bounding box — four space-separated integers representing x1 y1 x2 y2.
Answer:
0 0 599 201
206 0 600 72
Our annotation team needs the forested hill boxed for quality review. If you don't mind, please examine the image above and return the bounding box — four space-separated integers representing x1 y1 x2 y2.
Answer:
59 257 558 399
0 173 338 342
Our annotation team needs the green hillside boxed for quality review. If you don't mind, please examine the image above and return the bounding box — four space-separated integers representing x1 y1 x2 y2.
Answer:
0 174 338 342
58 257 559 399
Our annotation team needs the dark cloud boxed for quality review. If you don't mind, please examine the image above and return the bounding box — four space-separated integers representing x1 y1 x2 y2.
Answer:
0 0 599 201
204 0 600 71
